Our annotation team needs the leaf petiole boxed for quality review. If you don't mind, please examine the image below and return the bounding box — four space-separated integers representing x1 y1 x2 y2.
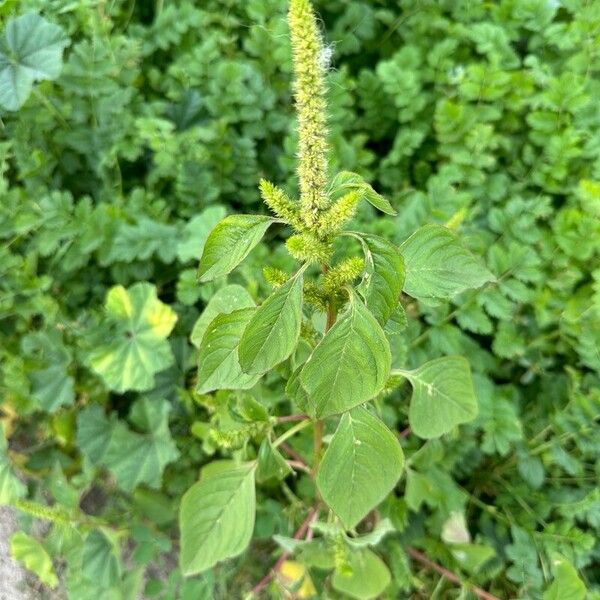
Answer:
272 419 311 449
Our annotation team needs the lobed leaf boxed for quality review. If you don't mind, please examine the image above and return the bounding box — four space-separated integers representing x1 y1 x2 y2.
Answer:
10 532 58 589
88 283 177 393
0 13 69 111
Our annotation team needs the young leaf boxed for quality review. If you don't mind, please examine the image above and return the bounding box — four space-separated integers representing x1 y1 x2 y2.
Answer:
330 171 397 216
300 293 391 418
0 13 69 111
401 356 478 439
399 224 495 300
198 215 273 282
190 284 255 349
239 269 304 374
179 463 256 575
332 549 392 600
88 283 177 393
316 407 404 529
10 532 58 589
355 233 405 325
196 308 261 393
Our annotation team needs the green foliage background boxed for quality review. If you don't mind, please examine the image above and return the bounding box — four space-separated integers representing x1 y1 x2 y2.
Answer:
0 0 598 598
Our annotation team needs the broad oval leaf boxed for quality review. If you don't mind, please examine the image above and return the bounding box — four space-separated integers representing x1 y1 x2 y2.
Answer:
300 294 391 418
198 215 273 282
196 308 261 393
403 356 478 439
239 270 304 374
0 13 69 111
357 233 405 325
179 463 256 575
399 224 495 300
88 283 177 393
177 204 227 263
332 548 392 600
190 284 255 348
317 407 404 529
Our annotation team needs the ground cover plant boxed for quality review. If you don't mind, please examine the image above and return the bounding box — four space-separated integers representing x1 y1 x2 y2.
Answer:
0 0 598 599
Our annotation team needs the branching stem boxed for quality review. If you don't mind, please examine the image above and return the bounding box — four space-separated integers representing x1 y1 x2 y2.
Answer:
407 548 501 600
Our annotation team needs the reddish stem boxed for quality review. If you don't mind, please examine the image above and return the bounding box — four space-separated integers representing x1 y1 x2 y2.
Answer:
287 460 311 474
279 442 309 467
407 548 501 600
250 506 319 597
399 426 412 438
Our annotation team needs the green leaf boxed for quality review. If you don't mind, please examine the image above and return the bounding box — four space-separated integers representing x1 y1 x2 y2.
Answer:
399 225 495 300
330 172 397 215
401 356 478 439
30 363 74 413
177 205 227 262
22 332 74 413
196 308 261 393
198 215 273 282
76 405 115 464
345 518 395 549
239 270 304 374
300 293 391 418
81 530 122 589
543 555 587 600
77 399 179 493
285 364 310 412
332 549 392 600
0 424 26 504
449 543 496 574
0 13 69 111
356 233 405 325
190 284 255 348
179 462 256 575
10 532 58 588
256 438 293 483
104 218 178 264
88 283 178 393
317 407 404 529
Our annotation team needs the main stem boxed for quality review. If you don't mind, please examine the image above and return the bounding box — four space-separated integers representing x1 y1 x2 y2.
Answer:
312 266 336 476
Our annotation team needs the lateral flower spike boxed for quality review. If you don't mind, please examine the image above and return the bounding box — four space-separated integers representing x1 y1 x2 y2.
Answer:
289 0 330 229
